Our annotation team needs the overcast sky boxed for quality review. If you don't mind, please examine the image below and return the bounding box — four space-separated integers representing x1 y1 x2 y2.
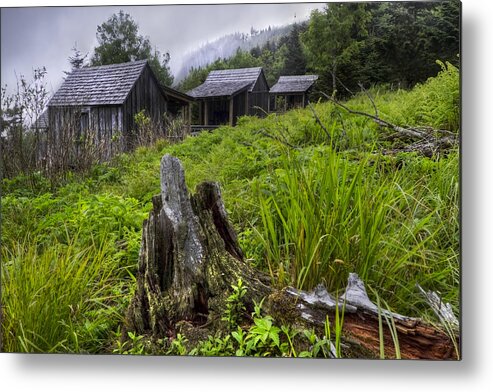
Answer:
1 1 325 96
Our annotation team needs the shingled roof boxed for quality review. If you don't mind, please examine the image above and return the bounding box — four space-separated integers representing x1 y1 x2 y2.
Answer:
187 67 264 98
48 60 148 106
270 75 319 94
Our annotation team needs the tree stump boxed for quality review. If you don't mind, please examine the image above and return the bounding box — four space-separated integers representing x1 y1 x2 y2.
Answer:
124 154 459 359
124 155 271 339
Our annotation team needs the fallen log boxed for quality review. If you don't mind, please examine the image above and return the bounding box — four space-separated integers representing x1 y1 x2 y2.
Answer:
276 274 459 359
124 154 459 359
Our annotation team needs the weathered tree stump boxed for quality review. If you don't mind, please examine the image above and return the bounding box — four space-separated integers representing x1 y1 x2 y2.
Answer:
124 155 271 338
124 154 459 359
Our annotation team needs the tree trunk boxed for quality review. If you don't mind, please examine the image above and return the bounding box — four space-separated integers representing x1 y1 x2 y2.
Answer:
124 154 459 359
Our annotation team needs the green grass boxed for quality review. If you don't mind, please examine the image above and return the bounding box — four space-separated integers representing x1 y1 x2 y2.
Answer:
1 235 133 353
1 62 459 354
252 147 458 314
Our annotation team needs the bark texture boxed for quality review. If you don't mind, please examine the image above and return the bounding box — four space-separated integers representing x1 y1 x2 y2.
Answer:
124 154 271 338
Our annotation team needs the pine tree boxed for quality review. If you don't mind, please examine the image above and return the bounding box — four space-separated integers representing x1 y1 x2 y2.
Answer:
282 23 307 76
68 43 88 70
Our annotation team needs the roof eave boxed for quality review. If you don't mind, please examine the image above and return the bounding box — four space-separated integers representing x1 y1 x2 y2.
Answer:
163 85 195 103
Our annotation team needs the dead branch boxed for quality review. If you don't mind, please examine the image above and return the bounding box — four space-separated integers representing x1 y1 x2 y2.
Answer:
416 284 459 330
256 128 300 150
318 91 458 156
308 103 332 142
358 83 379 118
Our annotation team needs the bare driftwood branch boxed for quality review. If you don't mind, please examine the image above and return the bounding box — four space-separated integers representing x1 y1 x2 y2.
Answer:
329 71 354 96
358 83 379 118
416 284 459 330
320 91 426 138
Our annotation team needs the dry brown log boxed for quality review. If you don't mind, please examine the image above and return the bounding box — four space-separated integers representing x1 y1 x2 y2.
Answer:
124 154 459 359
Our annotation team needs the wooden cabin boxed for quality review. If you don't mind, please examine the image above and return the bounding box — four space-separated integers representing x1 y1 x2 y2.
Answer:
47 60 193 160
187 67 269 129
269 75 318 112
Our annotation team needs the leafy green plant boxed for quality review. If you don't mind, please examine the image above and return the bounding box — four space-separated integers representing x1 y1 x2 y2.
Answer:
166 333 189 356
221 278 247 330
112 330 146 355
189 334 235 357
245 314 282 356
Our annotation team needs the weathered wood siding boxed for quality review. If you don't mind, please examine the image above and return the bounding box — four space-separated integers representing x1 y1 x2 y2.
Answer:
233 91 247 124
88 105 124 158
248 72 269 117
205 98 230 125
122 64 168 147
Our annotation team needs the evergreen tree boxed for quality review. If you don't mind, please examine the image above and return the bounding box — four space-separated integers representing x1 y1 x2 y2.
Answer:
68 43 88 70
148 50 174 87
281 23 307 76
91 10 174 86
250 45 262 58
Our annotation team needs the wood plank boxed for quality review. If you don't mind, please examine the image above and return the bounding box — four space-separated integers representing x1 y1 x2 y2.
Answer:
204 100 209 126
229 98 234 126
245 90 249 115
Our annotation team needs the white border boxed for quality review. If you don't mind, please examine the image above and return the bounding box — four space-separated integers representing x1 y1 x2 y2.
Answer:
2 1 492 391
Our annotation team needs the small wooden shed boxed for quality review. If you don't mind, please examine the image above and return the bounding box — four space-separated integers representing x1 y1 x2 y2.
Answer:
269 75 318 112
187 67 269 129
47 60 192 158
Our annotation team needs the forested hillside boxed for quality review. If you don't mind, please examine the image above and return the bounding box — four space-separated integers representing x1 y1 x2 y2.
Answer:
177 1 460 94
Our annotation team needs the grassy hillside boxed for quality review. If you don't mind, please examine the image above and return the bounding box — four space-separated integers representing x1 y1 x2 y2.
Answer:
1 62 459 355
